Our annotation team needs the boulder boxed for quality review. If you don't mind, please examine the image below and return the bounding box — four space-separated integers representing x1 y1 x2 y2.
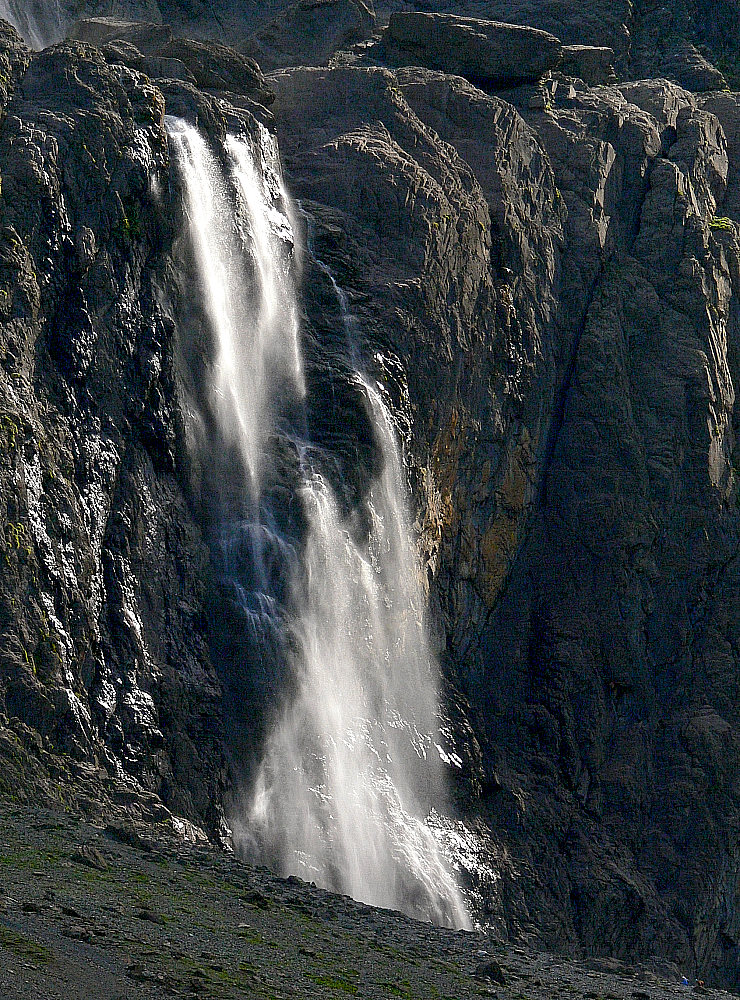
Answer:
560 44 616 86
242 0 376 72
160 37 273 104
101 40 197 84
68 17 173 57
382 12 562 87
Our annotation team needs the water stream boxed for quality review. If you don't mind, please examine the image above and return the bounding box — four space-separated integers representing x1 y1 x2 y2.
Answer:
167 116 470 928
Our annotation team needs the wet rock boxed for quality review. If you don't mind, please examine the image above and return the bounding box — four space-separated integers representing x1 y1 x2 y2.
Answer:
382 12 562 87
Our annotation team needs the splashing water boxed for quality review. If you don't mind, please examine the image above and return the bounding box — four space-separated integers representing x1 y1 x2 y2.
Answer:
168 117 470 928
0 0 63 48
244 375 470 927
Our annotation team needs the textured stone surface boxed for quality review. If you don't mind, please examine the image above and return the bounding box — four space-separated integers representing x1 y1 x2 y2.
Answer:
68 16 173 54
267 54 740 985
382 12 562 86
0 28 228 833
242 0 376 72
560 45 616 86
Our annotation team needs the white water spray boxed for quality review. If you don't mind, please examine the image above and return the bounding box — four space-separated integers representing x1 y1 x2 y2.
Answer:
167 118 303 491
245 374 470 927
0 0 63 48
168 117 469 927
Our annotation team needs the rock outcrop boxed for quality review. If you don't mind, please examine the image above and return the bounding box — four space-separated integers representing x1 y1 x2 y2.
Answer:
0 22 274 839
560 45 616 86
266 49 740 986
242 0 376 72
382 12 562 86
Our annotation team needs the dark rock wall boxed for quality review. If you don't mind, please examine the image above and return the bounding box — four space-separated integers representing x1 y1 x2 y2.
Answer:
4 0 740 987
0 27 224 828
268 59 740 984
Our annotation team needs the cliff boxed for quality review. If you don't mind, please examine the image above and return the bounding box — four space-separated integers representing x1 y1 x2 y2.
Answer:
2 0 740 988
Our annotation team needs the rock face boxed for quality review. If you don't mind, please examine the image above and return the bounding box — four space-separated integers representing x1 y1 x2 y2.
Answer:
382 12 562 86
267 53 740 986
242 0 376 72
69 18 273 106
68 16 173 54
560 45 616 86
0 22 276 837
5 0 740 991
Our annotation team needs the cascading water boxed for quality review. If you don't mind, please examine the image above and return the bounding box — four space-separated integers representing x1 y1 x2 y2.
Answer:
168 116 470 928
245 374 470 928
0 0 63 48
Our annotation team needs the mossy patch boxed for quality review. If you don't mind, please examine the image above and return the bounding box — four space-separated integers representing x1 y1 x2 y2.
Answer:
0 923 54 964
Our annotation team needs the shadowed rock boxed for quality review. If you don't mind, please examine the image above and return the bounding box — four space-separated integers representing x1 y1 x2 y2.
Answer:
382 12 562 87
560 45 616 85
242 0 376 72
68 16 173 55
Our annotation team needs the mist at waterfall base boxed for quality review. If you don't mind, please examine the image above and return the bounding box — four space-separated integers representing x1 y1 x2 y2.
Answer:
167 116 471 929
0 0 63 47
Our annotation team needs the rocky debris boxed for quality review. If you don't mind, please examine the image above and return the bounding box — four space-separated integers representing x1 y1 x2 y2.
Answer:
381 12 562 87
242 0 376 72
560 44 616 85
1 799 737 1000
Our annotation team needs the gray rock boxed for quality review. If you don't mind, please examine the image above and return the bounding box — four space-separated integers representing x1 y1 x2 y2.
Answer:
68 17 173 57
382 12 562 87
560 45 616 86
242 0 376 72
659 41 727 93
701 92 740 217
160 37 273 103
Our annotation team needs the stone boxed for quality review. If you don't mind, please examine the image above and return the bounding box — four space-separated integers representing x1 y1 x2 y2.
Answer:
160 37 273 104
475 960 507 985
68 17 173 57
560 45 616 85
382 12 562 87
73 844 109 871
660 41 727 93
242 0 376 72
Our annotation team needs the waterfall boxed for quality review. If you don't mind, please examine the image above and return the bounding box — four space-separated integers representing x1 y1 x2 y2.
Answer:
168 116 470 928
167 119 303 493
0 0 63 48
245 373 470 927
